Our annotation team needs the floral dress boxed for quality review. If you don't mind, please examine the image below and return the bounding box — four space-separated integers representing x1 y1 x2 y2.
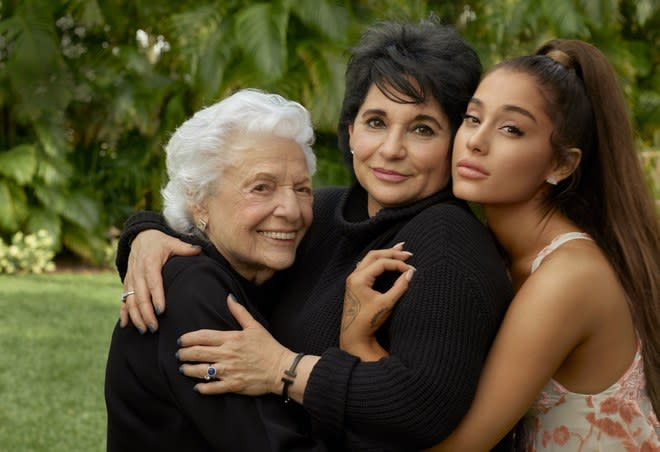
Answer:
524 233 660 451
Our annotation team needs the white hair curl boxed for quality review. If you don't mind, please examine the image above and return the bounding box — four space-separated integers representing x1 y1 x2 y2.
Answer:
161 89 316 233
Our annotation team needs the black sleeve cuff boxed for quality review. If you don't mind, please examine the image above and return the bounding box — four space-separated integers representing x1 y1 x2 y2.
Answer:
303 347 359 442
115 211 172 281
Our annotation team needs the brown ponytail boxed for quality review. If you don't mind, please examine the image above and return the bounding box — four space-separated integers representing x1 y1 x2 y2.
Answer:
497 39 660 416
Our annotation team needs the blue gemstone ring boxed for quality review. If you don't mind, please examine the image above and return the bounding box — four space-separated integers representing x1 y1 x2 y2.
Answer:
204 365 217 380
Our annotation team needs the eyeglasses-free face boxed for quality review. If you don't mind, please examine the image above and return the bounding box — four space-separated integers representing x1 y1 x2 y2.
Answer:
349 83 452 217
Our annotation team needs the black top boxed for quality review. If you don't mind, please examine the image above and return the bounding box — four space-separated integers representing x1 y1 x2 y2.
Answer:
115 183 514 451
105 241 325 452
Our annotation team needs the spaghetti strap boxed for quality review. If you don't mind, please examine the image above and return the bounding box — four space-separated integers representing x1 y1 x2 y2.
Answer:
530 232 592 273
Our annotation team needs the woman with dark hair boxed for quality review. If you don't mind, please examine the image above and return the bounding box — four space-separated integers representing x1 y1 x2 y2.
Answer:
115 20 514 450
344 39 660 451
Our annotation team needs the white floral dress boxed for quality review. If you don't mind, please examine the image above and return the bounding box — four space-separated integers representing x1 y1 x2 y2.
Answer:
524 233 660 451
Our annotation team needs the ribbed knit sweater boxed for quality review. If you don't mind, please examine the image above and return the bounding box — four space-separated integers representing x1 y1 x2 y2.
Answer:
115 183 513 451
107 243 325 451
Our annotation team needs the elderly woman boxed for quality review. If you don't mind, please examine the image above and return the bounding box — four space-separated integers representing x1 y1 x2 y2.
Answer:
104 89 324 451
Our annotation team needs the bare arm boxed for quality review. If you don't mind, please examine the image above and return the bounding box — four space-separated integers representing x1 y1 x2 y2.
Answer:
429 259 595 451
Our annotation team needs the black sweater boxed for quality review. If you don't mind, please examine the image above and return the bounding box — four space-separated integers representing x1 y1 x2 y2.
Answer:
106 242 325 451
115 184 514 451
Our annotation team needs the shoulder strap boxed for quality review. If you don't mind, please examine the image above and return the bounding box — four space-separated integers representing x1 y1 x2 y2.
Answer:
531 232 592 273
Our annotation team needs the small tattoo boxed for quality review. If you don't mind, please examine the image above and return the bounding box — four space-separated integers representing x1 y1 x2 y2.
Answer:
342 289 361 331
370 308 391 328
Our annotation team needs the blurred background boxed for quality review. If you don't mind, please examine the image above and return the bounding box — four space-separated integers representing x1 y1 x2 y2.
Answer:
1 0 658 271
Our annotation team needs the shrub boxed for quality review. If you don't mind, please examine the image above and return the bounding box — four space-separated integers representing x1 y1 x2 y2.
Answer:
0 230 57 274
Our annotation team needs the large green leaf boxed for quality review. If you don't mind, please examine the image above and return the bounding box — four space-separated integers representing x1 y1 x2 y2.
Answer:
0 144 37 185
59 191 101 231
295 43 345 131
33 185 67 215
234 2 288 79
36 156 74 186
580 0 617 29
541 0 587 37
0 180 28 232
0 180 18 231
35 121 71 158
288 0 349 42
195 21 235 102
26 207 62 251
68 0 105 28
62 221 108 264
5 0 72 120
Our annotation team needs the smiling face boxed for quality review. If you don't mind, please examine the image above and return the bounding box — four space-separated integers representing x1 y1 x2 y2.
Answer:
452 69 559 206
348 83 453 216
197 135 313 284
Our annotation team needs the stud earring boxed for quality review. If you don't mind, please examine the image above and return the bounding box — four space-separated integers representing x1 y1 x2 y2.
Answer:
546 177 558 186
197 218 207 232
350 148 355 155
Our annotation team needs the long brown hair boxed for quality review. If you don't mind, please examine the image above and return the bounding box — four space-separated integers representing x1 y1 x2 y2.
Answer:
496 40 660 415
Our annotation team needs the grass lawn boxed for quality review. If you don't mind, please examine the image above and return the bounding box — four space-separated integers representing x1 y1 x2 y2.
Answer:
0 271 122 451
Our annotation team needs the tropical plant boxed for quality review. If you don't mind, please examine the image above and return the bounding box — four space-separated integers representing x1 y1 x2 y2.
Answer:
0 0 358 263
0 0 657 263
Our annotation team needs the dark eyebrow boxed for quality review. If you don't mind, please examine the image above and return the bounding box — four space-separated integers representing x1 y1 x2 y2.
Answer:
360 109 444 129
469 97 538 123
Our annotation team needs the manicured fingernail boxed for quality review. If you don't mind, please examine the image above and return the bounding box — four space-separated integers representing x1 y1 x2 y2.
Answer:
393 241 405 249
193 385 199 393
176 337 182 346
178 366 184 374
402 251 413 257
404 265 416 281
228 293 237 303
175 350 180 360
191 244 201 248
137 327 146 335
119 319 126 328
148 324 157 333
155 306 162 316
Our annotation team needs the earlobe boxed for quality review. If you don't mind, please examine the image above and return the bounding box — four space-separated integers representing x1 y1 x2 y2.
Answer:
348 124 355 155
551 147 582 184
191 203 209 230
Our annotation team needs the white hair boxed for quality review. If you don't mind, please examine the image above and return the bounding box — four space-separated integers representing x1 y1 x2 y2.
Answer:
161 89 316 233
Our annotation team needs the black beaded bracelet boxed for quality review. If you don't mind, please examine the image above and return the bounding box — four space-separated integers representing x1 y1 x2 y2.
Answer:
281 352 305 403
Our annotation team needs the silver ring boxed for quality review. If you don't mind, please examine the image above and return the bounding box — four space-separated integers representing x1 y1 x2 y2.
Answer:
121 291 136 302
204 364 217 380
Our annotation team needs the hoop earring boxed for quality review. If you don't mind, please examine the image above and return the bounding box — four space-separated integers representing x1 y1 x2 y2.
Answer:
546 177 558 186
197 218 207 232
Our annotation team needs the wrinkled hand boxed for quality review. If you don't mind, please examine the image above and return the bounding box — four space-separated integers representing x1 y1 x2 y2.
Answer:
177 295 293 396
340 243 415 360
120 229 201 333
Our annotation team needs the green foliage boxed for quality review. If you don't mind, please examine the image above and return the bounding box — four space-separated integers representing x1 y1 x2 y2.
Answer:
0 0 657 263
641 150 660 204
0 229 56 274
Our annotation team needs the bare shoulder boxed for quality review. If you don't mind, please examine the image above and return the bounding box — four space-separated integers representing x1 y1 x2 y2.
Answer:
521 240 625 326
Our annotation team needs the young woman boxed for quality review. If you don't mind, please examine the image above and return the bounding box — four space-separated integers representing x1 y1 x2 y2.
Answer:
342 39 660 450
